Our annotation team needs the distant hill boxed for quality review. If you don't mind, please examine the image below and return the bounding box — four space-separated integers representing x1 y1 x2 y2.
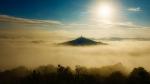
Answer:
61 36 107 46
98 37 150 41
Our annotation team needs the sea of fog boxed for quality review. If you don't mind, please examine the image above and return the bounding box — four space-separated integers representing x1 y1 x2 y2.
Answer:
0 39 150 70
0 29 150 71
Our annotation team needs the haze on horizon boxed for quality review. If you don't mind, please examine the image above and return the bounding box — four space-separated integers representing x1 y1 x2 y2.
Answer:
0 0 150 71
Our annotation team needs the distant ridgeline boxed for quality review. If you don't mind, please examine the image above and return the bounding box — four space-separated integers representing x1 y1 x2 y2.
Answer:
61 36 107 46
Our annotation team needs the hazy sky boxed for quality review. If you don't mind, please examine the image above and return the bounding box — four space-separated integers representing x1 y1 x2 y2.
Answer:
0 0 150 38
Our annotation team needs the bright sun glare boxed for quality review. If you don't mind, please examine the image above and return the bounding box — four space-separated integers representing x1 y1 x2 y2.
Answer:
98 3 113 19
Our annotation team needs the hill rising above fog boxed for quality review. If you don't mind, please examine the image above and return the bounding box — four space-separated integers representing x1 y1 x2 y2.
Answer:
61 36 107 46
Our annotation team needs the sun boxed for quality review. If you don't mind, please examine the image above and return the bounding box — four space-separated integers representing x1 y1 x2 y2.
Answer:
90 1 118 21
98 3 114 19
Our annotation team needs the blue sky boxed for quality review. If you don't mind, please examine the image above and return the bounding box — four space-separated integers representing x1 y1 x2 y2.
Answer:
0 0 150 39
121 0 150 26
0 0 149 26
0 0 92 22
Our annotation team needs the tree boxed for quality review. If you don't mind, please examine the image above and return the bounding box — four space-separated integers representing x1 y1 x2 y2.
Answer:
106 71 126 84
128 67 150 84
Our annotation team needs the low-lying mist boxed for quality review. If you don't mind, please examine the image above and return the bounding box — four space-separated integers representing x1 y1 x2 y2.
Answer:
0 29 150 71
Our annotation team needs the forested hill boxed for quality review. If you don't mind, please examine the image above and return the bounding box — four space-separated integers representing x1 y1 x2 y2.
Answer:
0 64 150 84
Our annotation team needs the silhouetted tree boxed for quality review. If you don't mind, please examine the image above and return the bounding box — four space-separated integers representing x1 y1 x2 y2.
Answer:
128 67 150 84
0 65 150 84
57 65 74 84
106 71 127 84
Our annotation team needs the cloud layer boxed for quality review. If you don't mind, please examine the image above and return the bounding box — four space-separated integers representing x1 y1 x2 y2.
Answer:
0 14 150 39
0 15 62 25
128 7 142 12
